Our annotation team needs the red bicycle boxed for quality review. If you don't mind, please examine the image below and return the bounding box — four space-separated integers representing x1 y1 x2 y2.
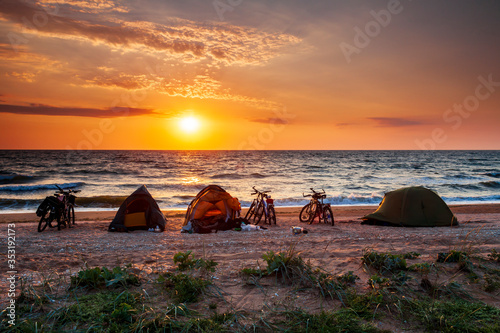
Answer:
299 188 334 225
245 186 276 225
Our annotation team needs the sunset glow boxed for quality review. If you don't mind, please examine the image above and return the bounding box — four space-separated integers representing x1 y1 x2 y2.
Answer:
0 1 498 150
179 116 201 134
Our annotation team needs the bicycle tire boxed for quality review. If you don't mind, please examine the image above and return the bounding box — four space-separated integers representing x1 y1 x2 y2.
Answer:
268 205 276 224
254 202 265 225
56 208 64 231
67 205 75 227
245 201 256 221
38 208 52 232
308 203 319 225
323 206 334 226
299 203 313 223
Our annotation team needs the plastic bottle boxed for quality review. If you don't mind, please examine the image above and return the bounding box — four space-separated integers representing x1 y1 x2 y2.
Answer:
292 227 308 235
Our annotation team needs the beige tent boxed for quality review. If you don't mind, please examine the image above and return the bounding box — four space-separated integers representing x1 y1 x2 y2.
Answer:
108 185 167 232
362 187 458 227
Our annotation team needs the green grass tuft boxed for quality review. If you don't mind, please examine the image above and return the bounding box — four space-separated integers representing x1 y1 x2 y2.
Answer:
70 265 140 290
362 249 408 274
437 250 469 263
158 272 210 304
173 251 218 272
487 249 500 262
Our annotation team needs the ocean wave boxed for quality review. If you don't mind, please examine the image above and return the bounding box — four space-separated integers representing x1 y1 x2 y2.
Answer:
62 169 141 176
270 194 384 207
0 182 85 192
172 195 196 200
0 198 39 210
442 183 480 191
210 173 269 180
76 195 127 207
443 195 500 203
443 174 479 180
480 181 500 188
0 173 36 185
484 172 500 178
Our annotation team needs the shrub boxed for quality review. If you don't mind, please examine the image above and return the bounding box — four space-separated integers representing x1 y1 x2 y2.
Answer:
337 271 360 284
408 262 433 275
159 273 209 304
487 249 500 262
70 265 140 289
483 274 500 293
173 251 218 272
437 250 468 263
362 250 407 274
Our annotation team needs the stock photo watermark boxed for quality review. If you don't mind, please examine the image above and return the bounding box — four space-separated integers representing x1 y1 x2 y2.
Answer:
7 1 60 53
213 0 243 21
339 0 411 64
64 64 168 161
5 224 17 326
237 107 296 150
415 74 500 150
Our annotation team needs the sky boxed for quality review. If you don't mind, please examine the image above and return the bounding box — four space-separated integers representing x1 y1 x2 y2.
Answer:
0 0 499 150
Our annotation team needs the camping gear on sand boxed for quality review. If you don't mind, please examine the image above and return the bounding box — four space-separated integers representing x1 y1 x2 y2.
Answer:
292 226 308 235
361 186 458 227
182 185 241 233
108 185 167 232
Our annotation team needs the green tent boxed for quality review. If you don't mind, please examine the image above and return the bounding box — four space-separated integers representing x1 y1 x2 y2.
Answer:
361 187 458 227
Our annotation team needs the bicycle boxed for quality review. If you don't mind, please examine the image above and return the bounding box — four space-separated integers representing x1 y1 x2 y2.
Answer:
37 185 80 232
245 186 276 225
299 188 334 225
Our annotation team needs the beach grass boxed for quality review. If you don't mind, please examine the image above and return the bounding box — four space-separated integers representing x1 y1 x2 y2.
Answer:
2 246 500 332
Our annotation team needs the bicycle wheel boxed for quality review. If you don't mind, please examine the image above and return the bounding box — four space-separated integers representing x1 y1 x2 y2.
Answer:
254 202 265 225
56 208 64 231
38 207 53 232
245 201 256 220
323 206 334 226
67 205 75 227
299 203 313 223
268 205 276 225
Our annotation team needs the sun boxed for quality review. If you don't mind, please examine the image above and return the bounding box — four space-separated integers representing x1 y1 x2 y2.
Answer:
179 116 200 133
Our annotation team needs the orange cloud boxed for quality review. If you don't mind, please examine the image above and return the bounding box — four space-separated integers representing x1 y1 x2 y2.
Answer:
0 103 158 117
1 0 301 65
39 0 129 13
368 117 426 127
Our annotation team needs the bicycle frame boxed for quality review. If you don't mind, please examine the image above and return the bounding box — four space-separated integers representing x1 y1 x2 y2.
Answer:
300 188 334 225
245 187 276 225
37 185 80 232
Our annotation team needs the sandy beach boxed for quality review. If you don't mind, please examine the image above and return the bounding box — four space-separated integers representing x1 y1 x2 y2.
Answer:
1 205 499 293
0 204 499 331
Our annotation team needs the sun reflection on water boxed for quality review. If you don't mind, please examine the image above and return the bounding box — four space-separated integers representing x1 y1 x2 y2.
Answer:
182 176 200 185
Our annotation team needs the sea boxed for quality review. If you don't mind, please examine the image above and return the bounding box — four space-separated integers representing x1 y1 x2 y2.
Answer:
0 150 499 213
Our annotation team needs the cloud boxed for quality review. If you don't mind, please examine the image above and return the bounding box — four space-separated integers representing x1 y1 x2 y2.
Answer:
0 0 301 66
0 103 158 118
39 0 129 14
78 71 154 90
368 117 425 127
6 71 37 82
251 117 290 125
336 122 355 127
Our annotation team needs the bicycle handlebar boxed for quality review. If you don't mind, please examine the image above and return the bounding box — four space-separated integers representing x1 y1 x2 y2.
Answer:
251 187 271 195
54 185 80 195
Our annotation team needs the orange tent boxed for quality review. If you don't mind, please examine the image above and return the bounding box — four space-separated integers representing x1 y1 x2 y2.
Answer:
183 185 240 226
